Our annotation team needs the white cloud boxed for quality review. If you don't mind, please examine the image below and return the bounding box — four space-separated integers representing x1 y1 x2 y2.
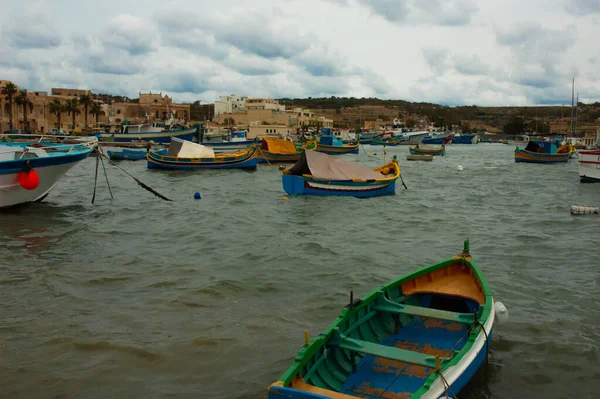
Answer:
0 0 597 105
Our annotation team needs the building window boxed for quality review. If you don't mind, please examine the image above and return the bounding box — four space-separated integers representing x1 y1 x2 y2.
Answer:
154 99 158 103
117 109 121 114
155 110 159 118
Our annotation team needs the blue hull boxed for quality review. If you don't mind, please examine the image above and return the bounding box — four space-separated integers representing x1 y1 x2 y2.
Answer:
282 175 395 197
0 143 92 175
421 137 446 145
106 149 147 160
452 135 477 144
113 131 195 144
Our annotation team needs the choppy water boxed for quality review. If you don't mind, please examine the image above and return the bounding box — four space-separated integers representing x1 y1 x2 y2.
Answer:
1 144 598 399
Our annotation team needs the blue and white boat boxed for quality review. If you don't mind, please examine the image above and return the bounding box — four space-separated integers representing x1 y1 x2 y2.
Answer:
0 138 96 208
105 147 148 161
200 130 258 153
452 134 479 144
422 132 455 145
105 126 197 144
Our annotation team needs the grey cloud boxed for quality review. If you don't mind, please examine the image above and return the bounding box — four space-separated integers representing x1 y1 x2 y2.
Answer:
356 0 477 26
103 15 157 56
359 0 410 23
453 54 489 75
3 24 61 49
567 0 600 15
422 47 451 75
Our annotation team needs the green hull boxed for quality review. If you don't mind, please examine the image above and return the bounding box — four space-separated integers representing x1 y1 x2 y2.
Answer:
269 240 494 399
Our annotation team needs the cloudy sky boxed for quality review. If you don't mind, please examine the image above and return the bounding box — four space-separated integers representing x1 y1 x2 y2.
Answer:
1 0 599 106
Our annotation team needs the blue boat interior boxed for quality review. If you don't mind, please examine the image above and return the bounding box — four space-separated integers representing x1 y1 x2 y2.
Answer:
338 293 477 399
0 142 92 159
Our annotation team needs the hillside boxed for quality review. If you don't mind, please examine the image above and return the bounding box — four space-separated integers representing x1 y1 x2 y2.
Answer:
278 97 600 135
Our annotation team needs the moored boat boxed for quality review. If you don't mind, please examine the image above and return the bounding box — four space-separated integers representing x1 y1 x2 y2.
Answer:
315 135 360 155
409 144 446 156
103 126 197 144
578 149 600 182
256 138 303 163
0 139 95 208
407 154 434 161
452 134 479 144
268 239 503 399
421 132 455 145
282 150 400 197
147 138 258 170
514 141 573 163
372 137 402 146
200 130 258 153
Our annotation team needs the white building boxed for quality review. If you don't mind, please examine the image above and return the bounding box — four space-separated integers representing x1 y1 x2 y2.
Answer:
214 94 248 116
213 94 286 116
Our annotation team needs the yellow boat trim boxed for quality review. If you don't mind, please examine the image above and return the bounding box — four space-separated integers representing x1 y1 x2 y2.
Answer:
401 262 485 304
352 178 367 182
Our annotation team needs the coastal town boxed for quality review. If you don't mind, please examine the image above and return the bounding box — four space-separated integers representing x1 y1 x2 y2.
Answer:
3 79 599 148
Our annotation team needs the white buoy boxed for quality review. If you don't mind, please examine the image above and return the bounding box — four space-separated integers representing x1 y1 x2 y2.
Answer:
570 205 599 215
456 165 464 171
494 301 509 325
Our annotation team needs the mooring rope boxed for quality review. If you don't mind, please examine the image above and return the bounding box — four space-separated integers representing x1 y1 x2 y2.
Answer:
94 148 172 202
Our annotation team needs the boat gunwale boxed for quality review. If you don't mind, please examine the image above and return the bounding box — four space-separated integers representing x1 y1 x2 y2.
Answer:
273 251 493 398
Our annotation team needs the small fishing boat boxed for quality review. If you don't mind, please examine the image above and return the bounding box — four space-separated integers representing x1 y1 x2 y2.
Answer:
578 149 600 182
103 126 197 144
282 150 401 197
514 141 573 163
269 239 506 399
0 139 96 208
256 138 303 163
200 130 258 153
372 137 402 146
407 154 433 161
421 132 455 145
315 135 360 155
452 134 479 144
147 138 258 170
409 144 446 156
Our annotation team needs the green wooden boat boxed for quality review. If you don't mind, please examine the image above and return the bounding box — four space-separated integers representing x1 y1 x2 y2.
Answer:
268 239 504 399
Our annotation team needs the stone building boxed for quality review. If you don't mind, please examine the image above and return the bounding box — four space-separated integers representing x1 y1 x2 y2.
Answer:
1 80 190 132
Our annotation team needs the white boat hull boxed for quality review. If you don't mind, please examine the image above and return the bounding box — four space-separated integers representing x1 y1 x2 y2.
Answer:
0 162 83 208
579 150 600 182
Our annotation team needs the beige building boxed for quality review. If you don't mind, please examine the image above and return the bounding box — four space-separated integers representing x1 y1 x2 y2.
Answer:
1 80 190 132
110 92 190 124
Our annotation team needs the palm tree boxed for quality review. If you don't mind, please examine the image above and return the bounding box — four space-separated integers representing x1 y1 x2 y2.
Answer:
1 82 18 131
89 101 103 125
79 94 92 128
15 89 33 132
64 98 80 131
49 99 64 131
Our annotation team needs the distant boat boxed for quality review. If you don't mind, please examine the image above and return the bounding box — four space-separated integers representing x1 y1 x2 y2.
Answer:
147 138 258 170
514 141 573 163
315 135 360 155
200 130 258 152
452 133 480 144
421 132 455 145
409 144 446 156
282 150 400 197
0 139 95 208
578 149 600 182
103 126 197 144
256 138 304 163
268 239 502 399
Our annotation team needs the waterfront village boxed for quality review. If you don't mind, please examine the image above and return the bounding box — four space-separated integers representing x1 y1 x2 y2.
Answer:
3 79 599 147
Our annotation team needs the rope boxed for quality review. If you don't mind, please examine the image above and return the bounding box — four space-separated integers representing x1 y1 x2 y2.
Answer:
99 150 114 199
95 149 172 201
92 155 100 204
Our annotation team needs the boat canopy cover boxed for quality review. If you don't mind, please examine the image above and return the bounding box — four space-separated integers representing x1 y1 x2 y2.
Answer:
524 141 556 153
168 137 215 158
261 138 297 154
288 150 382 181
